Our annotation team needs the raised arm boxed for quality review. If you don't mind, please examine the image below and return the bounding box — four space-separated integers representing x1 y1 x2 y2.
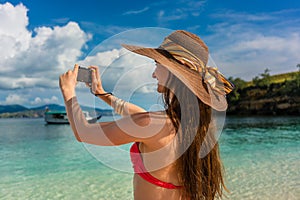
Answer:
64 96 138 145
64 96 167 146
59 64 169 146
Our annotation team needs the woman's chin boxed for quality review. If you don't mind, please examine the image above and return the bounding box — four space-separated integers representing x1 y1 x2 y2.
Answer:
157 84 165 93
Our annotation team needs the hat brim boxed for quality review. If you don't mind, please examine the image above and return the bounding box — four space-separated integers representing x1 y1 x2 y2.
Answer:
122 44 227 111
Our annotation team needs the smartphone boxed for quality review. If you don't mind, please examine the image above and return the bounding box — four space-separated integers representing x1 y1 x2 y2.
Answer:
77 66 92 84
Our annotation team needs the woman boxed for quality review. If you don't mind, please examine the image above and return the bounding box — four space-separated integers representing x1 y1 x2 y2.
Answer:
59 30 234 200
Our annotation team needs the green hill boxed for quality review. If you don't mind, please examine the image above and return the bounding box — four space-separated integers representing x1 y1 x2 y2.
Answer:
0 104 28 114
227 70 300 115
246 71 298 86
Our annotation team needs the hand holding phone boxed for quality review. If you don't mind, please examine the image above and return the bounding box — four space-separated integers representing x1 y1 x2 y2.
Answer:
77 66 92 84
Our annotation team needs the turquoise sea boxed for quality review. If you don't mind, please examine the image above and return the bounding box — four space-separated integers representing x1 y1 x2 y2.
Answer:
0 116 299 200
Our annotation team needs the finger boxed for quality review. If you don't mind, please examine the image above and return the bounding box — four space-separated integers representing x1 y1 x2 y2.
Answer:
91 69 97 93
89 66 99 80
89 66 100 81
66 70 72 75
91 68 97 80
73 64 79 76
91 69 98 85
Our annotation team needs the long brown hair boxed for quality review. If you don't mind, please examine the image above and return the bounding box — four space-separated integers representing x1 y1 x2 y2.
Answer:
163 73 227 200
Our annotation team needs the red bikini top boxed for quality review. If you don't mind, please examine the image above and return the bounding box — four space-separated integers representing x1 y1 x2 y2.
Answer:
130 142 182 189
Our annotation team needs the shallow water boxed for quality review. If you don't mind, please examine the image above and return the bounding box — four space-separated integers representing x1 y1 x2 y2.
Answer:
220 116 300 199
0 116 299 199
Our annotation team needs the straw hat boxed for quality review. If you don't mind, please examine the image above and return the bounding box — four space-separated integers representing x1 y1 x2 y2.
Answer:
122 30 234 111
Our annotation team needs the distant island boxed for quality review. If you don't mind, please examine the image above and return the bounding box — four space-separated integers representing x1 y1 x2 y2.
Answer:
227 69 300 116
0 103 113 118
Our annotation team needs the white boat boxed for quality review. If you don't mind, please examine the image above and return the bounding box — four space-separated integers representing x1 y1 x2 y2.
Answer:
44 111 68 124
44 110 100 124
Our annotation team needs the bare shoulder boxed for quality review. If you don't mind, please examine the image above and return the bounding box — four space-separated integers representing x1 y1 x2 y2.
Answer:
129 111 172 128
126 111 175 146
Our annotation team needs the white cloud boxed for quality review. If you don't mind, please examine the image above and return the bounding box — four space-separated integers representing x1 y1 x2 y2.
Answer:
0 76 58 89
0 93 59 106
30 96 59 105
158 9 187 22
75 27 173 101
205 9 300 80
211 10 275 22
0 3 31 62
79 49 121 67
4 94 28 105
0 2 91 90
31 97 42 105
77 47 156 97
157 0 206 24
235 34 300 55
123 7 149 15
0 4 169 106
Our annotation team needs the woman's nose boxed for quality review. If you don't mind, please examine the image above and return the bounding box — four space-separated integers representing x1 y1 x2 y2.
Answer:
152 71 156 78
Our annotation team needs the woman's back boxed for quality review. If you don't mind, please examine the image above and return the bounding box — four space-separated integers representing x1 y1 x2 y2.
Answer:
131 117 186 200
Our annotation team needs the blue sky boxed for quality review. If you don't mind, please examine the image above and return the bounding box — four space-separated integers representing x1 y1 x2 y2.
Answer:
0 0 299 107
